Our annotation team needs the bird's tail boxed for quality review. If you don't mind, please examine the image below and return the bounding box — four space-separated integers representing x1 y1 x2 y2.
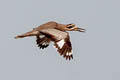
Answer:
14 30 39 39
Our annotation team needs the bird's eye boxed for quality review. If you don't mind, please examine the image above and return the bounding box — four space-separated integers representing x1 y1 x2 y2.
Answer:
67 26 74 28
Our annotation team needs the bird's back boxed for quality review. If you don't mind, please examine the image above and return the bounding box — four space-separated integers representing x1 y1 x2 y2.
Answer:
33 21 57 31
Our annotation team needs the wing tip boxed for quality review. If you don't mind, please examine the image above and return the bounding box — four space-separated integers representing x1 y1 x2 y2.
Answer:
63 54 73 60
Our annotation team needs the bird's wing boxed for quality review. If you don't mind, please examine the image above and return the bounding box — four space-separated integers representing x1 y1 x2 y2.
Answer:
36 35 51 49
40 29 73 60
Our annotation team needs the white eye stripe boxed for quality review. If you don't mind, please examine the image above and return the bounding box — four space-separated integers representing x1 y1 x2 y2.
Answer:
56 39 65 49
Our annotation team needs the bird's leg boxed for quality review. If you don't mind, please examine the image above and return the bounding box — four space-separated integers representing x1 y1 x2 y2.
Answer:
15 30 39 39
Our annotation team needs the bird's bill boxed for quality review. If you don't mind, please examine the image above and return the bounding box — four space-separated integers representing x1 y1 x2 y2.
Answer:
74 27 86 32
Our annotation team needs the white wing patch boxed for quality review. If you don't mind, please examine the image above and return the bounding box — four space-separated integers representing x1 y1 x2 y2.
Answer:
66 51 73 56
42 42 49 46
53 38 73 60
57 39 65 49
40 35 45 38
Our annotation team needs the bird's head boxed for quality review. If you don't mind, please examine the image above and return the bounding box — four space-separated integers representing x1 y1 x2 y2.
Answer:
64 23 85 32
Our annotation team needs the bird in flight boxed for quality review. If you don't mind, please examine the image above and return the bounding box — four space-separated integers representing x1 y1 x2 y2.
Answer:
15 21 85 60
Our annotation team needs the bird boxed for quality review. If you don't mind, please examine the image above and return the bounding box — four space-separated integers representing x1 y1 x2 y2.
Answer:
15 21 85 60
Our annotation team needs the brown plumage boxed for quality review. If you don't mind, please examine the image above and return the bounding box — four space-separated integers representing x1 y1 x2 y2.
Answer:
15 21 85 60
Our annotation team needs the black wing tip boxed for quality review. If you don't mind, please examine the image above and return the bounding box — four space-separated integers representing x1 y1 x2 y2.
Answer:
37 44 49 49
36 36 50 49
63 55 73 60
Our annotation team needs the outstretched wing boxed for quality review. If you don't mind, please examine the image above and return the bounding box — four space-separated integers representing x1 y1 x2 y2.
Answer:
40 29 73 60
54 36 73 60
36 35 51 49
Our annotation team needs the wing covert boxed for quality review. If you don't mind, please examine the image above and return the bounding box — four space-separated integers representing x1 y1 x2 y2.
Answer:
39 29 73 60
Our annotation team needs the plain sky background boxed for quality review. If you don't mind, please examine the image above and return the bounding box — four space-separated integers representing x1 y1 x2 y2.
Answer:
0 0 120 80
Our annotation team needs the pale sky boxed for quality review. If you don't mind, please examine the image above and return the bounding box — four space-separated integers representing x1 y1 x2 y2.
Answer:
0 0 120 80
